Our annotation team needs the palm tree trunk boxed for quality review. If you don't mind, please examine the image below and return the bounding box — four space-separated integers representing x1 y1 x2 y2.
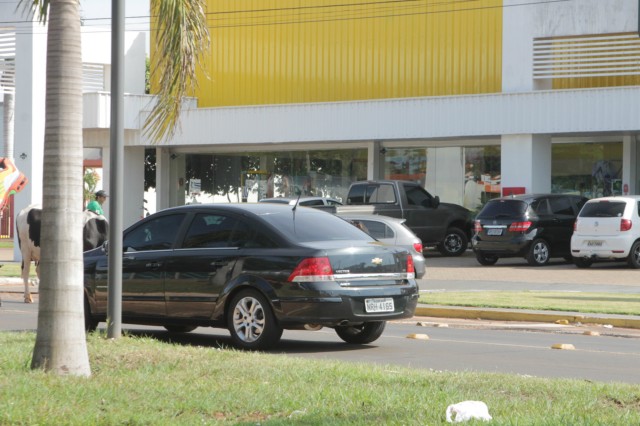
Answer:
31 0 90 376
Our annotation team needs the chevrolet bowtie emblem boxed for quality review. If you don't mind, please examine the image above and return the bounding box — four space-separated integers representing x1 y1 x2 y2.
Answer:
371 257 383 265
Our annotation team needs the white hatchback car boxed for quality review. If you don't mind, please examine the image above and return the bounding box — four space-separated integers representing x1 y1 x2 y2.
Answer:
571 195 640 268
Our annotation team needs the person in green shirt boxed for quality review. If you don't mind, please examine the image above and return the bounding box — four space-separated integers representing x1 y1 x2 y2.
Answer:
86 190 108 215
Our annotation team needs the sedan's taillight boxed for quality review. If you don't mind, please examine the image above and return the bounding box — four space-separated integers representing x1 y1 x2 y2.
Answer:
288 257 334 282
407 255 415 274
621 219 632 231
509 221 532 232
413 242 423 253
474 220 482 233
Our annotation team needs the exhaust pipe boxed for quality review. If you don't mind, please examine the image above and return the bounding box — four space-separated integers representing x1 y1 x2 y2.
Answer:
304 324 323 331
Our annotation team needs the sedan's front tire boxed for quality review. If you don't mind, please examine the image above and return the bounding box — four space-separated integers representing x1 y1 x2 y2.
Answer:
335 321 386 344
84 297 98 333
228 289 282 350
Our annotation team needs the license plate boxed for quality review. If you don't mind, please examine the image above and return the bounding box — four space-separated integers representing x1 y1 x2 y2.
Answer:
587 240 603 247
365 298 394 313
486 228 503 236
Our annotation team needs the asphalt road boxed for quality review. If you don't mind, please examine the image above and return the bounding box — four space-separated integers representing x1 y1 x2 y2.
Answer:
3 292 640 384
3 249 640 384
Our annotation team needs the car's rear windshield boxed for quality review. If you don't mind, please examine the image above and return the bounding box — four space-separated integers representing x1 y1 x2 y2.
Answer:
261 209 374 243
579 201 626 218
476 199 528 219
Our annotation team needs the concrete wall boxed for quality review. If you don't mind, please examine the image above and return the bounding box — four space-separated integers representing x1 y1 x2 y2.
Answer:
502 0 638 92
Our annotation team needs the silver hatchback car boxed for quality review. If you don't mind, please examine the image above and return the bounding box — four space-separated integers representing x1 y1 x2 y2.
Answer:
339 214 426 279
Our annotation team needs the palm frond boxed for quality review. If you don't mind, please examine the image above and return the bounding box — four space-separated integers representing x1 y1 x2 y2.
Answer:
145 0 210 143
17 0 49 23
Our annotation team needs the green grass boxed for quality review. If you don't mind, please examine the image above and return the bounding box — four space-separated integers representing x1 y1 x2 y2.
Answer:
420 291 640 316
1 332 639 425
0 262 36 278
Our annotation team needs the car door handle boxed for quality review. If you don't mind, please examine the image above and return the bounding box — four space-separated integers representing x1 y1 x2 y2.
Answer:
145 262 163 269
210 261 228 267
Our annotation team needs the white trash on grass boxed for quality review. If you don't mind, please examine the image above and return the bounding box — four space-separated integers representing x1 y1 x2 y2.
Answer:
446 400 492 423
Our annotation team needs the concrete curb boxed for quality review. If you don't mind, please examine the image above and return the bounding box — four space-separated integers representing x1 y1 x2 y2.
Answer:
415 305 640 330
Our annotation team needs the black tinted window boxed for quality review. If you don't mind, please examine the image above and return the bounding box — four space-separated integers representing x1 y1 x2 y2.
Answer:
124 214 185 251
367 184 396 204
347 185 365 205
299 200 323 206
530 199 551 215
183 213 239 248
549 197 574 216
477 200 527 218
579 201 626 218
405 185 431 206
358 220 394 239
264 210 374 243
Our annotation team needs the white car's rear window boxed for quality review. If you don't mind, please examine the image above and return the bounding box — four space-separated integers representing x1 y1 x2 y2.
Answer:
579 201 626 218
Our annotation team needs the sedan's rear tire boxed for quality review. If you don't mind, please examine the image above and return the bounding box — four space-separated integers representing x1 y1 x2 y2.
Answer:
573 257 593 268
475 251 499 266
526 239 550 266
84 297 98 333
164 325 197 333
335 321 386 344
437 228 468 257
627 241 640 269
228 289 282 350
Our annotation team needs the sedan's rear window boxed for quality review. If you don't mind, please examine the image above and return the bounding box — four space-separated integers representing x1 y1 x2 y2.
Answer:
579 201 626 218
476 200 528 219
262 210 374 243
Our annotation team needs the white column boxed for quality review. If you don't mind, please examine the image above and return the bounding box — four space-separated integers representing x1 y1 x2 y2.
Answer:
501 134 551 194
155 147 171 210
123 146 144 227
13 20 46 261
622 135 637 195
368 140 383 180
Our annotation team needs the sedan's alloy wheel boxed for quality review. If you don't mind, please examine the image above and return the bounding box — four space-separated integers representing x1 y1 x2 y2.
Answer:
234 296 265 342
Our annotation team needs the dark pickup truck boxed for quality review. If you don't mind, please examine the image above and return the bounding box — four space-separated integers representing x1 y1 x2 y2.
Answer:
334 180 473 256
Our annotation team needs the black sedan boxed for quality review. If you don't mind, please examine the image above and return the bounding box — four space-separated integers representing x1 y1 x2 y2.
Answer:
83 203 419 350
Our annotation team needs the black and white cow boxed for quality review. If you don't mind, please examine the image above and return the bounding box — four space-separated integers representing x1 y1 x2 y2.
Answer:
16 204 109 303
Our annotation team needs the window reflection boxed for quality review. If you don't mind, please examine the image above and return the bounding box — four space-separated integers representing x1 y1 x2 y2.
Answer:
183 149 367 204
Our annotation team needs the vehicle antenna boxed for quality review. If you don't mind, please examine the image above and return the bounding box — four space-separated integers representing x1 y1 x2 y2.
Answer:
292 192 302 211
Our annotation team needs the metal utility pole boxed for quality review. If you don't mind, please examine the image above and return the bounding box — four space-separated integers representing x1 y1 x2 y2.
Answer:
107 0 124 338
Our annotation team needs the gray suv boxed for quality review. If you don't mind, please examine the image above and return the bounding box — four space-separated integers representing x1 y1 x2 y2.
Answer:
472 194 588 266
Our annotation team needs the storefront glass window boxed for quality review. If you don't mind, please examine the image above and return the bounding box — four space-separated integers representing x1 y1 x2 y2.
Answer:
463 146 501 214
382 145 499 213
552 142 622 198
383 148 427 186
183 149 367 203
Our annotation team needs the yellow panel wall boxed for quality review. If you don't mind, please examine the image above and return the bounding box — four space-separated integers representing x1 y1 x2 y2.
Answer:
553 75 640 90
152 0 504 107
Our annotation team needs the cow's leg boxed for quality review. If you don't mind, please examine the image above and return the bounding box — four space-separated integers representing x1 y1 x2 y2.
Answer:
21 259 32 303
